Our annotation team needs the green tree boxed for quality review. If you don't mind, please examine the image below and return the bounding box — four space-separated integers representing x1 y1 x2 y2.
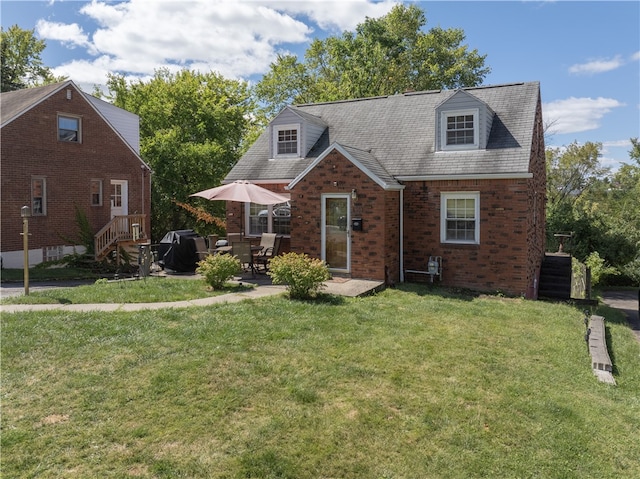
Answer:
546 140 640 284
106 69 255 241
546 141 608 213
1 25 60 92
254 4 490 118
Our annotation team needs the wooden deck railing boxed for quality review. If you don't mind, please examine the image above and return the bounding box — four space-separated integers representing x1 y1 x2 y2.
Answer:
94 214 147 260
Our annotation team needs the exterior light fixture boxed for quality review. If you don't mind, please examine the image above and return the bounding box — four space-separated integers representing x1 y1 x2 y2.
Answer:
351 189 357 201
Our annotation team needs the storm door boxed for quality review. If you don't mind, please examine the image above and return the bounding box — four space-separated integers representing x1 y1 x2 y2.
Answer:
322 194 350 272
110 180 128 219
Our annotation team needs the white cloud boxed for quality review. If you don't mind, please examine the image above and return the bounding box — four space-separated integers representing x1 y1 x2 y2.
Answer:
569 55 624 75
631 51 640 62
265 0 398 31
36 0 399 87
602 139 633 149
543 97 624 134
35 19 93 51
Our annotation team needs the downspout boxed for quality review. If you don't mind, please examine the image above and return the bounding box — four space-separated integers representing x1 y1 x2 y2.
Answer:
141 165 145 216
400 188 404 283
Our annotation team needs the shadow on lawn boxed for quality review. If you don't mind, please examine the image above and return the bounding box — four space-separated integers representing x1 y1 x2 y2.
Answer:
400 282 482 301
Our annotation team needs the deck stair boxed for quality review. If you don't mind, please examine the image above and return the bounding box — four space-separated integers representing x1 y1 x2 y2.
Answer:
94 214 148 262
539 253 572 300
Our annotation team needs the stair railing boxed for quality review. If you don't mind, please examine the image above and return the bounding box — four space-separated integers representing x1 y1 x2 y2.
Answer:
95 214 147 260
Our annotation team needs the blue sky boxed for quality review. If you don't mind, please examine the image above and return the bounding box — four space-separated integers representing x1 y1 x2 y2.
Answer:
2 1 639 170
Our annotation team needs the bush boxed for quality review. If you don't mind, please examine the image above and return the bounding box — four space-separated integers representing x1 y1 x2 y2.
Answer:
585 251 618 287
267 252 330 299
196 254 241 289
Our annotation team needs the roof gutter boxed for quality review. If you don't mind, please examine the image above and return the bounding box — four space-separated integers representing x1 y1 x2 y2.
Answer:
395 172 533 181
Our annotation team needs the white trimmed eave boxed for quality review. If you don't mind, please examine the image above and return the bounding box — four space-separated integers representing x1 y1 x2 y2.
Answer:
287 143 404 191
395 172 533 181
0 80 73 128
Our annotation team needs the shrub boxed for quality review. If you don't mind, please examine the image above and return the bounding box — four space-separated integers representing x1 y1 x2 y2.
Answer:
585 251 618 287
196 254 241 289
267 252 330 299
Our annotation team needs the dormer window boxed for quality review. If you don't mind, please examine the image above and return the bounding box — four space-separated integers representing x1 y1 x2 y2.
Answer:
440 109 479 150
273 124 300 157
278 129 297 154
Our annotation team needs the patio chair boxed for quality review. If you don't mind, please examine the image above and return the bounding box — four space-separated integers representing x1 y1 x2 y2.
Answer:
227 233 242 244
253 233 280 273
231 240 255 277
207 234 218 254
194 237 209 262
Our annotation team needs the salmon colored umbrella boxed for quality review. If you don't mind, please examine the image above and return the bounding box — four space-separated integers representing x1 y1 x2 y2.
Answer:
190 180 289 205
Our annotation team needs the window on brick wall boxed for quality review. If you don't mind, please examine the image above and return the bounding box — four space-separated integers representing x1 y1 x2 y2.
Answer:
246 201 291 236
31 177 47 215
440 192 479 244
58 114 81 142
90 179 103 206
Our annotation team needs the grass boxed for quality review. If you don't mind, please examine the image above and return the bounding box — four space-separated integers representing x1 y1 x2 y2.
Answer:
2 284 640 478
1 277 251 304
1 267 101 283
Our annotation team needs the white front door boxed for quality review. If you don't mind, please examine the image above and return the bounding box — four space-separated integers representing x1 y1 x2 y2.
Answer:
322 194 350 273
110 180 128 219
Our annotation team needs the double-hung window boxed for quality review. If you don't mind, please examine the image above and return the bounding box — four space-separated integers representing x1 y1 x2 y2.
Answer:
90 179 103 206
273 124 299 157
58 115 81 142
441 192 480 244
31 177 47 215
441 109 478 150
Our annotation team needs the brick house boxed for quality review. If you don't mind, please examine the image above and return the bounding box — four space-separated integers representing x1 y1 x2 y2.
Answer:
224 82 546 298
1 80 151 268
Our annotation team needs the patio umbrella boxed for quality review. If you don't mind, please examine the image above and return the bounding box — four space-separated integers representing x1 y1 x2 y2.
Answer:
190 180 289 205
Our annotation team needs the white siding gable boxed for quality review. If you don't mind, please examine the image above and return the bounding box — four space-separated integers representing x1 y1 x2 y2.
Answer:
270 106 326 158
435 90 494 151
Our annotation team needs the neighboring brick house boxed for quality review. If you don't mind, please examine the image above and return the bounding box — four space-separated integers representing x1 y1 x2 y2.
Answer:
224 82 546 298
1 80 151 268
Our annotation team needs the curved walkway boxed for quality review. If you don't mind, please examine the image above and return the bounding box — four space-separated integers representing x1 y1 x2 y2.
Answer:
1 277 384 314
0 284 287 313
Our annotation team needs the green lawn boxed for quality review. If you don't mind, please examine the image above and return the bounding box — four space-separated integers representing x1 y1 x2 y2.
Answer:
2 285 639 478
1 267 100 283
1 277 250 304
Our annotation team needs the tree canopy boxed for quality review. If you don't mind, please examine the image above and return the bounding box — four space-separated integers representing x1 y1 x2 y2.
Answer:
546 140 640 284
254 4 490 119
1 25 61 92
106 69 254 240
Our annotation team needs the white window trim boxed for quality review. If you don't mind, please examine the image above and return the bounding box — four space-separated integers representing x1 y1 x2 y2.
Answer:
244 202 291 237
440 108 479 151
57 113 82 143
440 191 480 244
272 123 300 158
31 176 47 216
91 179 103 206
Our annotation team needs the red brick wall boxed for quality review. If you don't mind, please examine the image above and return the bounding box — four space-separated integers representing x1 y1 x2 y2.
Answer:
525 95 547 298
1 85 150 256
403 178 536 297
288 149 399 282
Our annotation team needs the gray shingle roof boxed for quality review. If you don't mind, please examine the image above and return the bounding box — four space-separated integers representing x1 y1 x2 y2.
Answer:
0 81 69 127
227 81 541 185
